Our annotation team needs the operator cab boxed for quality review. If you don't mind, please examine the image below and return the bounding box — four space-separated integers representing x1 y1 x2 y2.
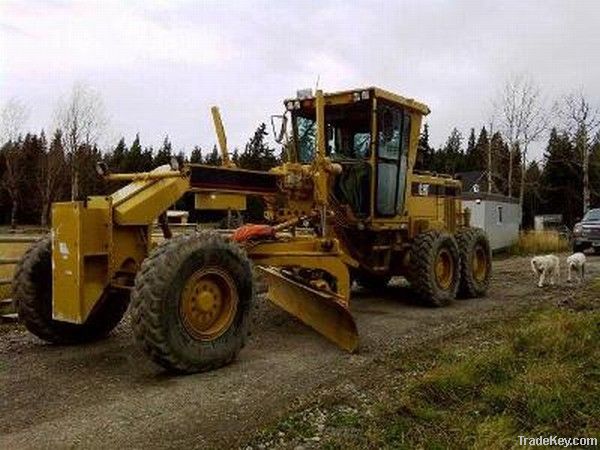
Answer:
285 87 429 220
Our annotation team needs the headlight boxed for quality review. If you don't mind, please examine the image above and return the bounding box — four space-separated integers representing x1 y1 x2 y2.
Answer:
353 92 361 102
573 223 582 235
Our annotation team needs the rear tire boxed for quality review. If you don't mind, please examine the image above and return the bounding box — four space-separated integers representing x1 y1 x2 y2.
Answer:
456 228 492 298
407 230 460 307
12 237 130 344
130 232 254 374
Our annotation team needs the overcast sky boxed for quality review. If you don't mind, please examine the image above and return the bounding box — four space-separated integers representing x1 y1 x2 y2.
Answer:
1 0 600 159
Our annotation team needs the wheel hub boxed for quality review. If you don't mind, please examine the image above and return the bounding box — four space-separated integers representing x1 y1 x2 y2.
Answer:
179 267 238 341
472 245 488 282
435 248 454 290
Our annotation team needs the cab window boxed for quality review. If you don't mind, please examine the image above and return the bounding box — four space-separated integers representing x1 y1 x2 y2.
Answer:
376 104 410 216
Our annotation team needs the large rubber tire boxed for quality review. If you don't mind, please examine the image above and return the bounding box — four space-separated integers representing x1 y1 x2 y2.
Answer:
12 237 130 344
407 230 460 307
456 228 492 299
353 270 391 292
130 232 254 374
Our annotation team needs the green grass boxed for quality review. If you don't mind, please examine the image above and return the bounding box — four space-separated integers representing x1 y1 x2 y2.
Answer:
249 290 600 449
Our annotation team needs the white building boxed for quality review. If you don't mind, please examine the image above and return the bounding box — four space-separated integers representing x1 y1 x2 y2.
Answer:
457 171 522 251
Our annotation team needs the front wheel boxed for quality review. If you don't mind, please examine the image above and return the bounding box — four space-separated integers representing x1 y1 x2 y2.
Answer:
130 232 254 374
407 230 460 307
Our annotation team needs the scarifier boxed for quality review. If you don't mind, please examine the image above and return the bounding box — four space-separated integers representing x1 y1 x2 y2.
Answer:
12 87 492 373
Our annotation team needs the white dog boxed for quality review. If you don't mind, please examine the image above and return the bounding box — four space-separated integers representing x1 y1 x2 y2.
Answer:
566 252 586 283
531 254 560 287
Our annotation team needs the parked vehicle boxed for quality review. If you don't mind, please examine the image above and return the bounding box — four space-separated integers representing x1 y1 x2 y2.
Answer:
572 208 600 252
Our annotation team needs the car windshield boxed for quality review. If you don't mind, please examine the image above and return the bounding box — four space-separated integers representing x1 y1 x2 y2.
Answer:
583 209 600 221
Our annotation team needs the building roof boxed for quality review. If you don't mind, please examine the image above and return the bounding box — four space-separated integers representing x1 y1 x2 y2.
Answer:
456 170 519 204
455 171 490 194
461 192 520 204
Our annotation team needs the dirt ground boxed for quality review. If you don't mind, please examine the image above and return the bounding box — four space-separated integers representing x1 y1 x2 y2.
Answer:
0 253 593 449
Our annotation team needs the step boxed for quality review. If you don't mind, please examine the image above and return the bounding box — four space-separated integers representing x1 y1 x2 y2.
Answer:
0 313 18 322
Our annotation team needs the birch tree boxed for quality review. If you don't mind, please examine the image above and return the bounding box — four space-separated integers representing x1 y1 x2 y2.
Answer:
495 75 546 205
53 83 106 200
560 92 600 215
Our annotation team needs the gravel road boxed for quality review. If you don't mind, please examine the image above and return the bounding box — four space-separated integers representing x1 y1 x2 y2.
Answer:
0 254 592 449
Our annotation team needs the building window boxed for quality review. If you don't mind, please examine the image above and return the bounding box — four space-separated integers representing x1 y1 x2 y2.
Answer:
497 205 503 224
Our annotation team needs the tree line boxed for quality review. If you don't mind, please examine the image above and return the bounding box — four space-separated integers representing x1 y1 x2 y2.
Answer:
415 122 600 228
1 78 598 229
0 122 278 227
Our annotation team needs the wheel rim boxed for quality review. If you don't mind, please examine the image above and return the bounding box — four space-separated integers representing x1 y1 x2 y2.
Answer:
472 244 489 282
435 248 454 290
179 267 238 341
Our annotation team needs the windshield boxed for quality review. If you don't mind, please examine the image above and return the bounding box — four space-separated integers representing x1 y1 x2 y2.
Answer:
293 101 371 163
583 209 600 221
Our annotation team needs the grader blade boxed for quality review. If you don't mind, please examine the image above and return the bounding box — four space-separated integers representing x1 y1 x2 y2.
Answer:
258 266 359 352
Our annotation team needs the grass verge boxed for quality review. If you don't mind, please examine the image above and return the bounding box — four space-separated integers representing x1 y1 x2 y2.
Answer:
246 287 599 449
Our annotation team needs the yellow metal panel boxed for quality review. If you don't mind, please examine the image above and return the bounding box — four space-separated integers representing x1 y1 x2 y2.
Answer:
258 266 358 352
114 175 189 225
52 203 83 323
194 192 247 210
51 199 111 324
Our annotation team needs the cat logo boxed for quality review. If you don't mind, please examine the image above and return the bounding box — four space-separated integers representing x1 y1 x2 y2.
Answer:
418 183 430 196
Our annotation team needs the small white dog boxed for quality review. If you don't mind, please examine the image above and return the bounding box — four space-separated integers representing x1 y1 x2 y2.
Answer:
531 254 560 287
566 252 586 283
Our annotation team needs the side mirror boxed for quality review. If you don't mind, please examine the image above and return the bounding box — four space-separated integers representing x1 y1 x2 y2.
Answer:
271 114 288 144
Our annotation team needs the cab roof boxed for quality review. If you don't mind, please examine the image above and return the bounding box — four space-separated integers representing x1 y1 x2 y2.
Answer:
284 86 430 116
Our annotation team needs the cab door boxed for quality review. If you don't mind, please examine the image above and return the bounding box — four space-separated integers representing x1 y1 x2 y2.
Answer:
376 103 411 217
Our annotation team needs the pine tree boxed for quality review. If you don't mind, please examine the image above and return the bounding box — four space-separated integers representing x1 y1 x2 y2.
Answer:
190 145 203 164
439 128 463 174
39 129 68 225
464 128 477 170
491 132 509 195
110 137 127 171
154 135 173 166
540 128 582 226
238 123 277 171
205 145 221 166
473 126 489 173
415 123 434 170
231 148 240 166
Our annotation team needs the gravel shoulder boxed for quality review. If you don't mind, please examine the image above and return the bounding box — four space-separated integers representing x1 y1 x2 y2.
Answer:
0 254 591 449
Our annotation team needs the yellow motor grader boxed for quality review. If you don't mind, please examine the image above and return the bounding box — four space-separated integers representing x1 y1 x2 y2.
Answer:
12 87 491 373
